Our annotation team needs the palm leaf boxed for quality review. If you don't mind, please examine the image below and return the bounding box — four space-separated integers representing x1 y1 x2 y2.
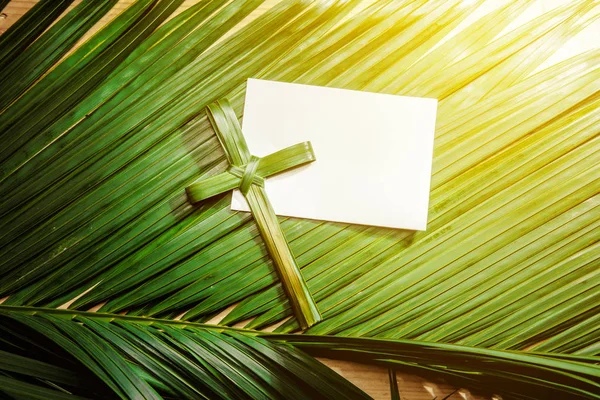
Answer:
0 0 599 397
277 334 600 399
1 306 599 399
0 0 118 110
0 0 74 70
0 306 369 399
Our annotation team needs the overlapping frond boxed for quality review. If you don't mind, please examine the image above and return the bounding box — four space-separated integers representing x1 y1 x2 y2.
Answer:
0 307 368 399
1 307 598 399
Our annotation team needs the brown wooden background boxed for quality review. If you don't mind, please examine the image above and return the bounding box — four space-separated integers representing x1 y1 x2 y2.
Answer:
0 1 485 398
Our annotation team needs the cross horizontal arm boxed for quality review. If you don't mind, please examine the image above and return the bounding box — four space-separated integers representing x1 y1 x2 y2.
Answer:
186 141 315 203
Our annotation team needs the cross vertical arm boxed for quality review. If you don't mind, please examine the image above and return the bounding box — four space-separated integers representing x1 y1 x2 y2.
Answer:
245 184 321 329
187 99 321 329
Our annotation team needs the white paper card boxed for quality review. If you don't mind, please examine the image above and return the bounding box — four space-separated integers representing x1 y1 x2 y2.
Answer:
231 79 437 231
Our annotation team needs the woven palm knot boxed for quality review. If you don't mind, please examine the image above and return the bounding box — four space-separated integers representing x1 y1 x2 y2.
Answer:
228 155 264 195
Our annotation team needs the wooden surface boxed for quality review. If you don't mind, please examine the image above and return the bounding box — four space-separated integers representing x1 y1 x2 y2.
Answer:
0 2 480 399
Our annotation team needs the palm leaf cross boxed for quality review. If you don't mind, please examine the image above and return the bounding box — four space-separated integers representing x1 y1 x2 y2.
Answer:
186 99 321 328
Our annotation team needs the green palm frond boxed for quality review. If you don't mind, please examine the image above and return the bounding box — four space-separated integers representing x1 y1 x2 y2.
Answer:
0 0 117 109
277 334 600 399
0 0 74 70
0 0 599 397
1 306 599 399
0 306 369 399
